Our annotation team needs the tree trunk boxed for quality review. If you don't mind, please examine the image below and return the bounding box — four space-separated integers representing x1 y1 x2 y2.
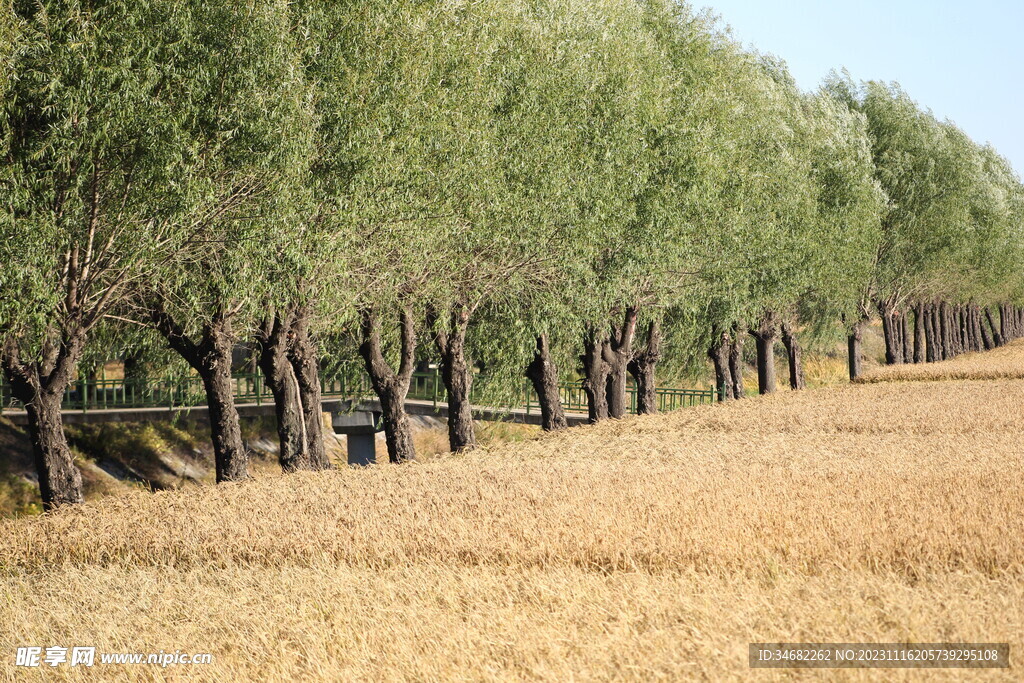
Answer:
2 325 89 509
923 303 936 363
953 304 963 356
848 318 866 381
707 328 733 402
985 307 1002 347
949 305 958 357
930 304 943 361
913 302 925 364
939 302 952 360
581 327 611 423
154 307 249 482
729 328 745 399
963 306 973 352
627 320 661 415
951 306 961 356
432 305 476 452
26 390 84 509
900 310 913 363
257 312 307 472
973 306 984 351
780 321 806 390
966 306 976 352
976 305 993 351
958 306 969 354
605 307 639 419
526 334 568 432
288 309 330 470
878 300 901 365
749 314 778 394
202 352 249 482
359 307 416 463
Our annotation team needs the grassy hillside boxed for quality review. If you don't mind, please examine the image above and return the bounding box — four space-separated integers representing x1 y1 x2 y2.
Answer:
1 342 1020 679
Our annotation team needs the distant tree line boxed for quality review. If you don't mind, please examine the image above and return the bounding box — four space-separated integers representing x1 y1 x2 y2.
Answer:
2 0 1022 509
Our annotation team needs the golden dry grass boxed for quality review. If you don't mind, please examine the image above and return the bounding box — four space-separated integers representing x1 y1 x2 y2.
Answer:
860 338 1024 383
1 347 1023 680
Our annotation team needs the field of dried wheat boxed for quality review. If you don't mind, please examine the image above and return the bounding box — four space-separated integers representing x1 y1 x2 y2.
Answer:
860 338 1024 383
1 345 1022 680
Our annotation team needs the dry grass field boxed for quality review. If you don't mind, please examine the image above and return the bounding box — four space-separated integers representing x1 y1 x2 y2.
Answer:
1 345 1022 680
860 338 1024 383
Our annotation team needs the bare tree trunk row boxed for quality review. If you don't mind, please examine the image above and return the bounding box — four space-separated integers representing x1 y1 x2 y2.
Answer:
884 301 1021 370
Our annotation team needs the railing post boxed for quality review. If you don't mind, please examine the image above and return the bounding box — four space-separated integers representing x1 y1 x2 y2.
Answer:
432 367 439 410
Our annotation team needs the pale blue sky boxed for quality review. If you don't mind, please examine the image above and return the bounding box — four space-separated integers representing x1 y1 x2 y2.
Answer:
698 0 1024 175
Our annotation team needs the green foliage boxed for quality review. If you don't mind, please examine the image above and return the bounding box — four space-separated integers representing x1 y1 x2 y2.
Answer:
3 0 1022 409
141 0 318 336
825 74 1023 309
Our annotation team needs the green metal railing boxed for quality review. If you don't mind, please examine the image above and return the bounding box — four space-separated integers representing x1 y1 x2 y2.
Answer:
0 366 717 417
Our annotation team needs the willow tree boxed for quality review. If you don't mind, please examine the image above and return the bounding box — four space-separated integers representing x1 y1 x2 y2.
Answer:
675 51 823 396
139 0 316 483
296 0 501 463
524 1 677 423
427 0 664 432
826 78 984 372
417 0 583 452
968 147 1024 338
783 88 884 384
0 0 279 507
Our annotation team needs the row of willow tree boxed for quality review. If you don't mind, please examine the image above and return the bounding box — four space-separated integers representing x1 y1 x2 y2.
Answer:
2 0 1023 509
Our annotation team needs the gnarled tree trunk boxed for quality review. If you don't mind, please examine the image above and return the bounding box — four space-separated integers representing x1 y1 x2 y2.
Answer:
780 321 806 390
526 334 568 432
288 308 330 470
256 311 307 472
936 303 949 360
975 307 989 350
24 390 84 508
933 304 944 359
432 305 476 453
154 307 249 483
3 330 88 510
749 313 778 394
708 327 733 402
729 327 746 399
581 327 611 424
958 306 969 354
604 307 639 419
877 299 902 365
627 320 661 415
848 317 867 381
985 307 1002 347
359 307 417 463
